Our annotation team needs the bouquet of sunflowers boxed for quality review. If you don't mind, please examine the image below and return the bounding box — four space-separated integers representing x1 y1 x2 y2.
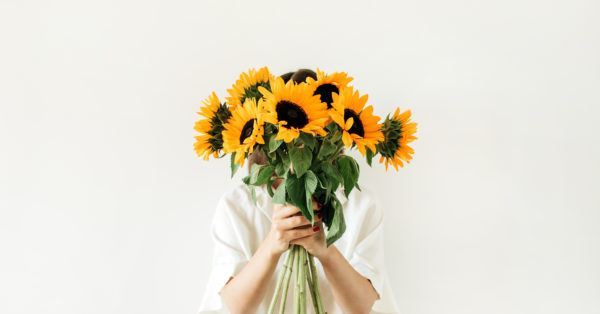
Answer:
194 67 417 314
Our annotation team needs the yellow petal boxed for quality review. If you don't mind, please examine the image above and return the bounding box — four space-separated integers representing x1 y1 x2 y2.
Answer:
342 131 353 147
357 143 366 156
345 117 354 130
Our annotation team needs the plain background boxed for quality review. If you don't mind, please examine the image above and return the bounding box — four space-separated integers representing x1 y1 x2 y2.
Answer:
1 0 599 313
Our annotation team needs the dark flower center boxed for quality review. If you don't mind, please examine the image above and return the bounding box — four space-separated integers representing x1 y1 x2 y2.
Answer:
313 83 339 108
239 119 256 144
276 101 309 128
344 109 365 137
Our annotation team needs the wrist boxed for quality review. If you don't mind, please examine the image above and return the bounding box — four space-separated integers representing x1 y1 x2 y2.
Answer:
264 230 286 258
262 241 284 262
315 244 336 264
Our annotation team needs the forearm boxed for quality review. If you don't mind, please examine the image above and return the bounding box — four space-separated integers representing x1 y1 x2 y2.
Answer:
318 245 378 314
220 240 280 314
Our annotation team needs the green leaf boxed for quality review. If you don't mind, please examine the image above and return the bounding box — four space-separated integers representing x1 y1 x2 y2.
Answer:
289 146 311 177
320 162 341 194
275 161 286 177
317 172 333 203
366 148 374 167
249 163 266 185
269 135 283 153
272 180 286 204
351 157 361 192
230 152 240 178
316 171 329 192
351 156 360 175
242 175 250 185
331 178 340 193
321 197 334 227
330 127 343 143
274 149 291 177
325 121 338 133
317 140 337 160
298 132 316 151
286 173 312 221
254 166 274 185
304 171 318 222
305 189 315 224
326 196 346 247
321 162 343 183
266 176 276 197
316 171 328 189
304 170 318 194
337 156 359 197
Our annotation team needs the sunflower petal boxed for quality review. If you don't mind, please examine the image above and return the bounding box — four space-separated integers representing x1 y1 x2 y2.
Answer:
342 131 353 147
345 117 354 130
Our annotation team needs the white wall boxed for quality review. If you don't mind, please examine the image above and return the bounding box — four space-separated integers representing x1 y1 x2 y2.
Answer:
1 0 599 313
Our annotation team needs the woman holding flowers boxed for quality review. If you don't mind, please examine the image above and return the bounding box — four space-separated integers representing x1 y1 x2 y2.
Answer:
195 68 416 313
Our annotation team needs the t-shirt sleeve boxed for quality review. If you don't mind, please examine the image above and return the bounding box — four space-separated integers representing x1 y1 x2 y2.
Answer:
197 194 250 313
347 190 400 313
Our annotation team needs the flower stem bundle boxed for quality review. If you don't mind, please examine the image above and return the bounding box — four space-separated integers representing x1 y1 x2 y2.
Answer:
267 245 324 314
194 67 418 313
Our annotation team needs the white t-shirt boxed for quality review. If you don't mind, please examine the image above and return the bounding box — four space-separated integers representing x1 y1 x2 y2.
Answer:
198 183 399 313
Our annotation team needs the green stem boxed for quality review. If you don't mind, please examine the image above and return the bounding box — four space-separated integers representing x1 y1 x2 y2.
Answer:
293 245 300 314
268 246 293 314
308 254 325 314
305 250 319 314
299 247 307 314
325 144 346 164
279 246 296 314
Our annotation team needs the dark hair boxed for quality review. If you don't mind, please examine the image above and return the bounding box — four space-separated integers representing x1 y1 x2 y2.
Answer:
247 148 268 171
281 69 317 84
247 68 317 171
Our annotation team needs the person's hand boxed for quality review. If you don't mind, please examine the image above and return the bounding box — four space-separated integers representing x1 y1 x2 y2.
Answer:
265 198 324 257
290 199 328 259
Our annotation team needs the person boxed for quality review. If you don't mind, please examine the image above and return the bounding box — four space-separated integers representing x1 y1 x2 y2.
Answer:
197 70 399 314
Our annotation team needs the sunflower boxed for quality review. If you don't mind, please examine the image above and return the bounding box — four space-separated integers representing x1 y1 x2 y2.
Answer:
377 108 418 171
222 98 266 167
194 92 232 160
258 77 329 143
226 67 274 109
329 87 384 156
306 67 354 109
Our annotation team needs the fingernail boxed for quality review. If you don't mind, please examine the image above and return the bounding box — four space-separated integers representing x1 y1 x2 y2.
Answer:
313 226 320 232
318 213 323 219
318 203 322 209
